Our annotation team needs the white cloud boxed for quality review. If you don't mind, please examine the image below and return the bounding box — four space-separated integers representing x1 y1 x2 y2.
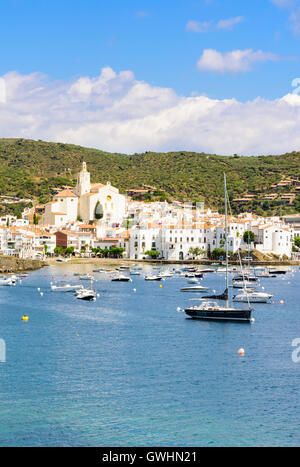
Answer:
1 67 300 156
186 20 212 32
270 0 294 7
216 16 244 30
186 16 243 33
197 49 279 73
270 0 300 34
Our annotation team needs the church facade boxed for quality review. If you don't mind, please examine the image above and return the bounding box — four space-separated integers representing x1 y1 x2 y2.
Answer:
40 162 126 228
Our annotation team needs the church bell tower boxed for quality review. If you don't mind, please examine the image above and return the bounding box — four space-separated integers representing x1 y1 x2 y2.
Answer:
75 161 91 196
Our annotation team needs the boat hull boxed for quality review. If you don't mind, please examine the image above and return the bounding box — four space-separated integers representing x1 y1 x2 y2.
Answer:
184 307 253 322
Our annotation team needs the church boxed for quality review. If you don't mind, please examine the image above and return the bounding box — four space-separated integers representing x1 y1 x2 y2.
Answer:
40 162 126 228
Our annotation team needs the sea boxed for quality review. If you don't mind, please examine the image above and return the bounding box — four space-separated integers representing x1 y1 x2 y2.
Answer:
0 263 299 447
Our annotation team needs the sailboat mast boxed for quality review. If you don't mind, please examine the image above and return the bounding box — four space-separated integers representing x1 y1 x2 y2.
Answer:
224 173 229 292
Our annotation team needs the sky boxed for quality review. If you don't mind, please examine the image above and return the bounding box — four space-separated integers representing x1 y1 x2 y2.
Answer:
1 0 300 155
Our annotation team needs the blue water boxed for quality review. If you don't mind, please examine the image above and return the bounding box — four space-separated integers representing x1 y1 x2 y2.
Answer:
0 264 299 447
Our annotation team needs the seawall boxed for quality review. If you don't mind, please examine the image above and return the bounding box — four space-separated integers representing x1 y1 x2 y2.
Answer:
0 256 46 273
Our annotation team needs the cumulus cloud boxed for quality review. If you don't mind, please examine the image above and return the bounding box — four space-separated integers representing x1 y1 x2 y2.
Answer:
1 67 300 156
186 20 212 32
197 49 279 73
186 16 243 33
216 16 244 30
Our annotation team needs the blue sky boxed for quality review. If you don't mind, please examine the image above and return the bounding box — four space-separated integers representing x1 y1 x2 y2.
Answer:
0 0 299 101
1 0 300 155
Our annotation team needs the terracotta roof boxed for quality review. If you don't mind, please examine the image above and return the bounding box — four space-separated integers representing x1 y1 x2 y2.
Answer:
54 189 78 198
79 224 97 229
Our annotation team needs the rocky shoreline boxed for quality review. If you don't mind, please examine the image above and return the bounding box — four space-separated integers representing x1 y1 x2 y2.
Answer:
0 256 47 273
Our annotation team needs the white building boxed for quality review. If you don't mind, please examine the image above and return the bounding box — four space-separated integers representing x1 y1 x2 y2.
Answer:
41 162 126 229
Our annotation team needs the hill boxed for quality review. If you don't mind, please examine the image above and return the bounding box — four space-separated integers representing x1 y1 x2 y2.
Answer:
0 138 299 217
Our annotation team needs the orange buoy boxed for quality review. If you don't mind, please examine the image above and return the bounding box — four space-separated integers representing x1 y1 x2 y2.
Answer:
238 348 245 356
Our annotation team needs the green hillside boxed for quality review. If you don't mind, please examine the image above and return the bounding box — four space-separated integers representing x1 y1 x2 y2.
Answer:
0 138 299 217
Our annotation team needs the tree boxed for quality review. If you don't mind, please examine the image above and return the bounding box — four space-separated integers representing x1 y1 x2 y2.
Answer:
188 247 206 258
211 248 232 260
65 246 74 256
145 250 160 258
54 245 64 256
294 236 300 249
243 231 255 244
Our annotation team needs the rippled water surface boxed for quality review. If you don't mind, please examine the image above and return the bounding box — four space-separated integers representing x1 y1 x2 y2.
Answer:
0 264 299 446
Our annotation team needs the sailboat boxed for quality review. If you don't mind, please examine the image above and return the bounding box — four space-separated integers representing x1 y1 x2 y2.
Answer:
184 174 254 323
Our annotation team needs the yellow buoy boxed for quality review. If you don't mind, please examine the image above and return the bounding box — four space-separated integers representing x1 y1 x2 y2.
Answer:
238 348 245 356
160 285 163 288
22 315 29 321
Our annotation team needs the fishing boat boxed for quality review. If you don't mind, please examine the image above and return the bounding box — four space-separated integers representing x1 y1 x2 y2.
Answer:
184 174 253 323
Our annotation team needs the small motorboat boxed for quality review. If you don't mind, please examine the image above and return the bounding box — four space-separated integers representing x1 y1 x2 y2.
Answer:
233 291 273 303
130 270 141 275
111 274 131 282
0 277 16 286
51 283 83 292
158 271 174 278
75 288 97 301
180 285 210 292
145 275 162 281
268 268 288 275
232 274 258 282
232 280 257 289
79 274 94 281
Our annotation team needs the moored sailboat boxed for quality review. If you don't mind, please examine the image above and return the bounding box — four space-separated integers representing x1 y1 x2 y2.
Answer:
184 174 254 323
